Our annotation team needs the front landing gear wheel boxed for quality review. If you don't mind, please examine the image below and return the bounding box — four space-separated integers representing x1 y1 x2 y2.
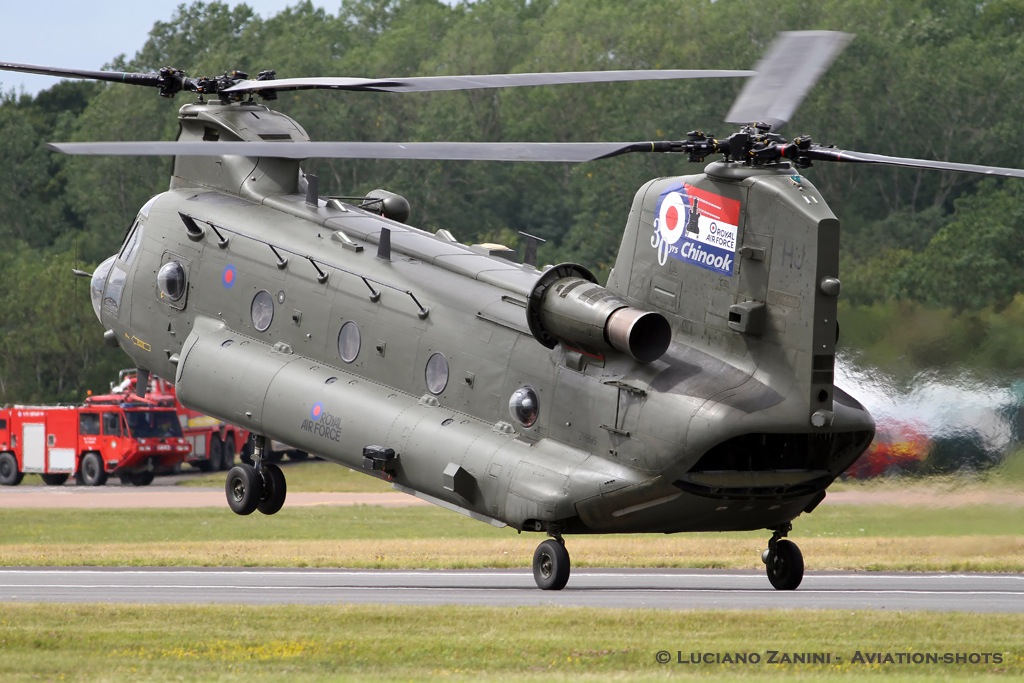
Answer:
226 464 262 515
257 463 287 515
533 538 570 590
764 538 804 590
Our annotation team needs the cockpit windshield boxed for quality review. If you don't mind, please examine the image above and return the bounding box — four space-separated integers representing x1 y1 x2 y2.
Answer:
125 410 183 439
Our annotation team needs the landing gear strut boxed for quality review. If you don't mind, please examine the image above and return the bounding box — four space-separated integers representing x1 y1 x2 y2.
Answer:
225 434 287 516
532 531 570 590
761 523 804 590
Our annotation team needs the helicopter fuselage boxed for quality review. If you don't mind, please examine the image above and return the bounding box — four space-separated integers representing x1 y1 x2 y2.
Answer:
89 102 874 538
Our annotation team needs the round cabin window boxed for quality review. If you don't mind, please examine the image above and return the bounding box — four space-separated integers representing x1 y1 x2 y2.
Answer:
338 321 361 363
425 352 449 395
156 261 186 301
251 290 274 332
509 386 540 428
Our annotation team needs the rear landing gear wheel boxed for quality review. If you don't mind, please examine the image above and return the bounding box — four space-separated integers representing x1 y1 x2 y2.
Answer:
226 464 262 515
764 538 804 590
257 463 287 515
533 538 570 590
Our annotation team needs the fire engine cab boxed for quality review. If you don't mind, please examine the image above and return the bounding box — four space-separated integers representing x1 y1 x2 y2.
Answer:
112 370 250 471
0 398 191 486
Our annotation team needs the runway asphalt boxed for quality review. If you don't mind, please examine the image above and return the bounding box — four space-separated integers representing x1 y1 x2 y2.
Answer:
1 567 1021 612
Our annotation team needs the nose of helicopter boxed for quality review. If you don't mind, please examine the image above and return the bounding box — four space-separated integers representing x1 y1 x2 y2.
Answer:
89 254 117 323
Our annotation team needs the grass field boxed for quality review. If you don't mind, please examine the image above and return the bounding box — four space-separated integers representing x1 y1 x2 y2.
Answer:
0 503 1021 571
0 604 1021 681
3 466 1023 681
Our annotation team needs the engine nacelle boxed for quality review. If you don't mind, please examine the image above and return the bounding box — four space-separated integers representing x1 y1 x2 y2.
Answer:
526 263 671 363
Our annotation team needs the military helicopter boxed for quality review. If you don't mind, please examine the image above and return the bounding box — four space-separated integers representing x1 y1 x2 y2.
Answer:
5 31 1024 592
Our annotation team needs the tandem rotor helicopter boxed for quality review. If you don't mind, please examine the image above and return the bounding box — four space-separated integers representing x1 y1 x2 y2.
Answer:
5 31 1024 591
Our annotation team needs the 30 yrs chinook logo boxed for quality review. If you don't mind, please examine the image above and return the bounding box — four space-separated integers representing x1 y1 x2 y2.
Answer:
651 181 740 276
300 401 342 443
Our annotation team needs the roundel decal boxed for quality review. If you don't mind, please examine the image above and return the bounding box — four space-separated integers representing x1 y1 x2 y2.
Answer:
310 402 324 421
222 264 237 289
656 190 689 245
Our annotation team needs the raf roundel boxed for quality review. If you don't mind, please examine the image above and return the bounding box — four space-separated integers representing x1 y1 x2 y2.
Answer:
310 402 324 421
657 190 689 245
222 264 237 289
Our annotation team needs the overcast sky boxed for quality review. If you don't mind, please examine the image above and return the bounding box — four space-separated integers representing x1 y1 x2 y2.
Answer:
1 1 330 96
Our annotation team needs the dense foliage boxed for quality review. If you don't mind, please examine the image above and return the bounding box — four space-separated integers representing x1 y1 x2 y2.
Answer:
2 0 1024 402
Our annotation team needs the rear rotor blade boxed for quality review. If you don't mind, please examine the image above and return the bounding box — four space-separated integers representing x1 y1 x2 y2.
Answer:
222 69 754 95
725 31 853 130
806 146 1024 179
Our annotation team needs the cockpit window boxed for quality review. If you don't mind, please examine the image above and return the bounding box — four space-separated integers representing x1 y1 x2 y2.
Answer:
103 265 128 315
119 223 143 264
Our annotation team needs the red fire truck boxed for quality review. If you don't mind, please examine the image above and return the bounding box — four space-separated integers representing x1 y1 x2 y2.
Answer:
0 399 191 487
111 370 250 472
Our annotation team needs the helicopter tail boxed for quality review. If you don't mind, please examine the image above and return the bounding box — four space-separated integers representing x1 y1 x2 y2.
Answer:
607 162 842 428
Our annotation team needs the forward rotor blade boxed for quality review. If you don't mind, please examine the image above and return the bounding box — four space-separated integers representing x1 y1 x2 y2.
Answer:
222 69 754 95
47 140 645 163
725 31 853 130
806 147 1024 179
0 61 186 90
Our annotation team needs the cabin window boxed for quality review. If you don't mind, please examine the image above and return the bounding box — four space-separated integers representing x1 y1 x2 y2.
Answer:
425 352 449 395
509 386 540 428
251 290 274 332
157 261 187 302
337 321 360 363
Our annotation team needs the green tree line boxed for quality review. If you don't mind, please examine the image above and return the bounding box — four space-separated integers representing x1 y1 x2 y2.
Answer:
3 0 1024 402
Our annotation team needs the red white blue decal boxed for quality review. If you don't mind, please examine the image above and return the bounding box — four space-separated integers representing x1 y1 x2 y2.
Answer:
222 264 237 289
652 182 740 276
301 401 342 443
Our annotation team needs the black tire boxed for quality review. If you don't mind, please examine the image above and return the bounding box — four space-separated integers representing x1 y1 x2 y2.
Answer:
131 471 155 486
0 452 23 486
257 463 287 516
766 539 804 590
40 472 70 486
208 436 224 472
225 464 262 515
287 450 309 462
80 452 108 486
533 538 570 590
220 434 235 471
